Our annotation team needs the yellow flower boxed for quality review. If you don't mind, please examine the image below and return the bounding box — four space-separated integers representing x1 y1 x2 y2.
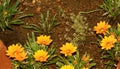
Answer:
60 65 74 69
100 35 117 50
6 44 27 61
82 67 89 69
60 43 77 56
36 35 52 45
93 21 111 34
34 50 49 62
6 44 24 58
14 51 27 61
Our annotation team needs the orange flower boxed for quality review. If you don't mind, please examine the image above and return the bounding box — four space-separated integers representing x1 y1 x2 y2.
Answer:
82 53 90 62
110 32 116 37
73 60 77 64
34 50 49 62
6 44 27 61
94 21 111 34
14 51 27 61
117 36 120 42
60 42 77 56
100 35 117 50
36 35 52 45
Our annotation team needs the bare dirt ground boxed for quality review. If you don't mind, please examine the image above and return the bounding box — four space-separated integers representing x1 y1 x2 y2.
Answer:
1 0 120 69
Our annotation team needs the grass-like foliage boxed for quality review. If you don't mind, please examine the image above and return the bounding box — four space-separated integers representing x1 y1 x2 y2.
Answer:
100 0 120 19
24 11 60 35
0 0 32 31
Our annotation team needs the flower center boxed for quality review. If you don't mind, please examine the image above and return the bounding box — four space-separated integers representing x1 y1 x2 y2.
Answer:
100 28 105 32
106 42 112 46
66 50 71 54
40 56 44 59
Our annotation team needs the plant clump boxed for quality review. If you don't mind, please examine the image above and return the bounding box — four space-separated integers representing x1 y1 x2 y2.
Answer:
94 21 120 68
64 12 91 46
100 0 120 20
0 0 32 31
24 11 60 35
6 32 57 69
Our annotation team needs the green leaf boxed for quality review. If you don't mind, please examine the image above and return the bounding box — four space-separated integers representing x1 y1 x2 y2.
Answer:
56 61 64 67
89 63 96 68
101 55 110 59
11 0 20 10
23 25 34 29
10 20 24 24
18 14 33 19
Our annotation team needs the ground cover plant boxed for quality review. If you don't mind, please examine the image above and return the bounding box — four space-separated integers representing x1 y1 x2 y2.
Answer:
0 0 32 31
24 10 60 35
1 0 120 69
6 32 96 69
94 21 120 69
100 0 120 20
